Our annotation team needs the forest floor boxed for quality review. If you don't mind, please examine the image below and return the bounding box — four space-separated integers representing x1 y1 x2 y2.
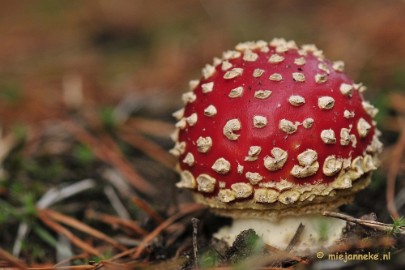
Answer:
0 1 405 269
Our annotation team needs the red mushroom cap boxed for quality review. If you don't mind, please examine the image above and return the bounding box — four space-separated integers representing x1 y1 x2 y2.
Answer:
171 39 382 217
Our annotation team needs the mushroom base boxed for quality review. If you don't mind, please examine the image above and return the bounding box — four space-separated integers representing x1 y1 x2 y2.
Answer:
214 214 346 255
194 173 371 220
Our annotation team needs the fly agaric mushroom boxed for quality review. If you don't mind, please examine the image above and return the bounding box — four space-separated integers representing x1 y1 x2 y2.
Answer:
170 38 382 253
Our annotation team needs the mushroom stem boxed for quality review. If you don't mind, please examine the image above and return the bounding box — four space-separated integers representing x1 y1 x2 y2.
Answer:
214 214 346 255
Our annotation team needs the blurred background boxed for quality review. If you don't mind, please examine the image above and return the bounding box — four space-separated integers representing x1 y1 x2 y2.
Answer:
0 0 404 127
1 0 405 267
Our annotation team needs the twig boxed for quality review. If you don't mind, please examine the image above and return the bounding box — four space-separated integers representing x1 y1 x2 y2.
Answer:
28 266 96 270
63 120 156 195
104 186 131 220
119 128 176 170
132 203 205 258
132 196 164 224
322 211 405 235
285 223 305 253
53 252 89 268
0 248 28 269
36 179 96 209
264 245 308 264
86 209 148 236
125 117 174 138
38 211 102 257
191 217 200 269
12 179 95 257
39 209 127 251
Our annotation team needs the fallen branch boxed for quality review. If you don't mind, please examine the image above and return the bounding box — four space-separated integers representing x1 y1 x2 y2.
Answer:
322 211 405 235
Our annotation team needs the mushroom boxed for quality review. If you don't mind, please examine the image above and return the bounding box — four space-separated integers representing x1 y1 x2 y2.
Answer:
170 38 382 254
